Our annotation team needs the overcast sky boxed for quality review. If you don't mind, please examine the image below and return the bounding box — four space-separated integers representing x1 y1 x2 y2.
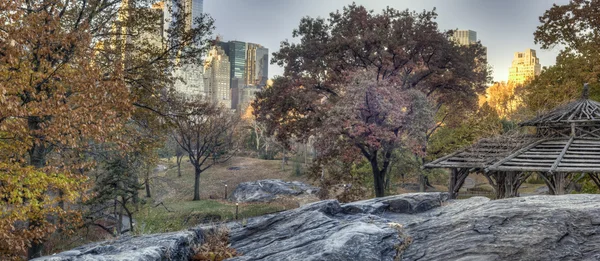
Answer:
204 0 569 83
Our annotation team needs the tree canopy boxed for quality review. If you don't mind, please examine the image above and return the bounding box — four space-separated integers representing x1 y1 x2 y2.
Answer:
523 0 600 113
0 0 214 258
254 4 489 197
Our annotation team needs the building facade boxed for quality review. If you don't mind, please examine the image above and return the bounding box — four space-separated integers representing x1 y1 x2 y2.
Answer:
219 40 269 110
508 49 541 85
238 85 261 113
452 30 477 46
204 45 231 108
183 0 204 32
173 64 206 97
245 43 269 86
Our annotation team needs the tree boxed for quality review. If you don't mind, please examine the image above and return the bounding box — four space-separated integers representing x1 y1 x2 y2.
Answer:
254 4 489 197
525 0 600 112
485 82 522 119
170 97 240 201
318 71 433 197
0 0 214 258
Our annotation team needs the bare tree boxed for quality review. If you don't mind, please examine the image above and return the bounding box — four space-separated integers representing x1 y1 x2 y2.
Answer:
170 97 239 201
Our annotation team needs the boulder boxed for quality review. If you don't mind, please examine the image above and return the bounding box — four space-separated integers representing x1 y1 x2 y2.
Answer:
401 195 600 261
229 179 319 203
33 193 600 261
227 199 405 261
31 229 203 261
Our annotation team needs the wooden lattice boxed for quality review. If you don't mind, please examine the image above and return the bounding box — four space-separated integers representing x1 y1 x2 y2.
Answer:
424 134 539 169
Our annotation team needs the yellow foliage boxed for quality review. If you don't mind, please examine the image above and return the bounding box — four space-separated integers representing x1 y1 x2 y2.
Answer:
0 163 88 259
481 82 523 119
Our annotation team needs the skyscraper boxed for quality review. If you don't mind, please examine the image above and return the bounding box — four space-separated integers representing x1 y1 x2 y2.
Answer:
173 64 205 97
452 29 487 61
204 45 231 108
255 46 269 86
508 49 541 85
245 43 269 86
183 0 204 32
219 41 247 87
452 30 477 46
218 40 269 110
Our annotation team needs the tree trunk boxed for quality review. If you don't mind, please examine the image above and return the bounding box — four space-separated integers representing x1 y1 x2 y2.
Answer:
145 171 151 198
448 168 469 199
369 159 386 197
281 150 286 171
193 167 201 201
419 174 426 192
176 154 183 177
255 126 260 151
27 117 47 259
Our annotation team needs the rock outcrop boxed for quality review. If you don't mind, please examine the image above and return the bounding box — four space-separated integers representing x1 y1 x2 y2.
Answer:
32 229 203 261
229 179 319 203
400 195 600 261
33 193 600 261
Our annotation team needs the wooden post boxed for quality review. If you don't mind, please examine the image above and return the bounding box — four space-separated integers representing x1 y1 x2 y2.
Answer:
224 184 228 200
448 169 457 199
556 172 566 195
235 203 239 220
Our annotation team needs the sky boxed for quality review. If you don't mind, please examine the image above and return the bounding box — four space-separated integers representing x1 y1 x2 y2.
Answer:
204 0 570 83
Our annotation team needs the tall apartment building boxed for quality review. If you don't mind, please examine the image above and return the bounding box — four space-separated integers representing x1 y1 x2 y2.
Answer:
508 49 541 85
219 41 247 87
157 0 207 97
452 30 477 45
204 45 231 108
245 43 269 86
181 0 203 34
452 29 487 61
219 40 269 110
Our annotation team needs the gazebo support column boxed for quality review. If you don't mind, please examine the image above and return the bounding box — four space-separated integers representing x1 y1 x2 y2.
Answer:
504 171 530 198
540 172 572 195
448 168 469 199
484 171 529 199
484 171 505 199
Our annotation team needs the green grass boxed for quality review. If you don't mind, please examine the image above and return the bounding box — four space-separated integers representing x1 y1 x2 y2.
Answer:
134 199 287 235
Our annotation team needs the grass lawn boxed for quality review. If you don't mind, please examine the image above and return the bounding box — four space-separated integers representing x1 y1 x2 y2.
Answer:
133 156 313 235
134 199 288 234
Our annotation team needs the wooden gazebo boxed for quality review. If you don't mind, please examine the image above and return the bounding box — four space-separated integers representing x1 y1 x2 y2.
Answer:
426 84 600 199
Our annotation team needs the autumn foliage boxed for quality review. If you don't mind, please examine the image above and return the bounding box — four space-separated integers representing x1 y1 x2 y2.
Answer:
254 4 489 197
0 0 216 258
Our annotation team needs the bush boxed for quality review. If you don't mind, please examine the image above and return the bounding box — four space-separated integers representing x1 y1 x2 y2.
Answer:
191 226 240 261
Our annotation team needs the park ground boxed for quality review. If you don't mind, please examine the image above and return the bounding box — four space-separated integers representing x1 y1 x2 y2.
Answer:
133 156 548 235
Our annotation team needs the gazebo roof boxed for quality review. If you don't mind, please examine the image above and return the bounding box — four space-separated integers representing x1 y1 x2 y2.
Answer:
487 137 600 173
427 84 600 173
520 84 600 126
426 135 600 173
520 99 600 126
424 134 539 169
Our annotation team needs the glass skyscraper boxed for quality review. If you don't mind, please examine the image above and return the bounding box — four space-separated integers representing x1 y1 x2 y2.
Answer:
189 0 203 29
220 41 247 87
255 46 269 86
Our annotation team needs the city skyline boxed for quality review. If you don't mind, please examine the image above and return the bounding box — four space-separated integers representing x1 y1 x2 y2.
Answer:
205 0 569 83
